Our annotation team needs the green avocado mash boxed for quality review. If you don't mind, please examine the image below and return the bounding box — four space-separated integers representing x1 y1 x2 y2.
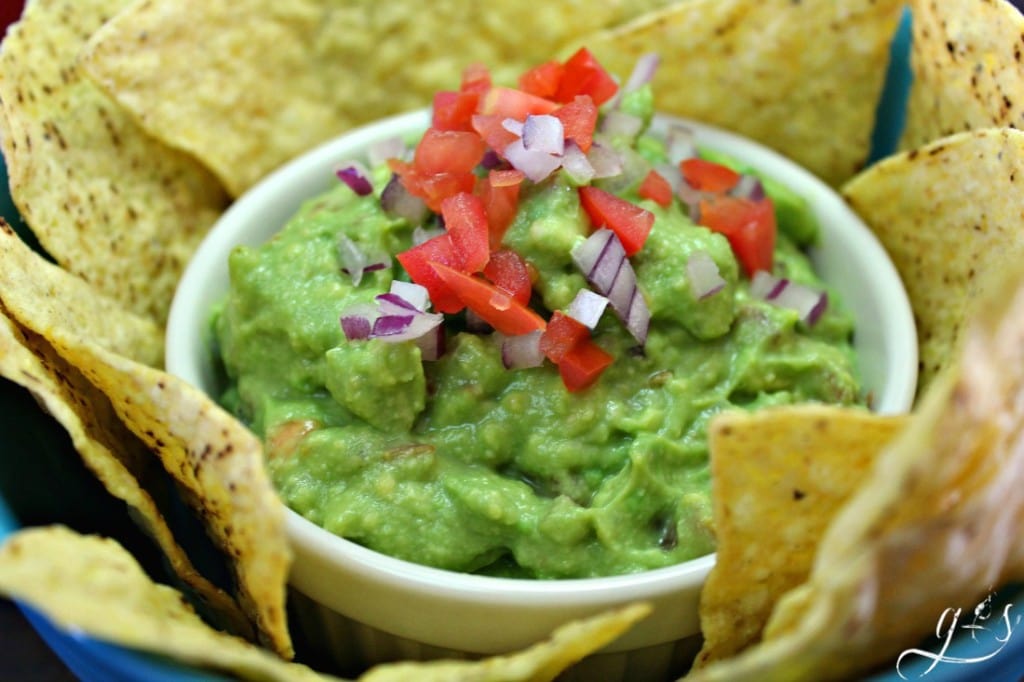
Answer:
212 93 861 580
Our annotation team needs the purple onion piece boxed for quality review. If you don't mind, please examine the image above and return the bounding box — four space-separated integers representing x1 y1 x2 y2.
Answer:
499 331 545 369
665 124 697 165
750 271 828 325
367 136 407 167
336 164 373 196
340 314 372 341
381 174 430 225
600 110 644 138
522 114 564 155
622 52 661 95
416 324 446 361
586 142 624 179
561 141 595 185
730 174 765 202
686 251 727 300
571 229 649 345
389 280 430 312
566 289 609 329
503 137 562 183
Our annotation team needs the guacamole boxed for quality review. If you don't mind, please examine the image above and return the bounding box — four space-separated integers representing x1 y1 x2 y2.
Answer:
212 88 861 579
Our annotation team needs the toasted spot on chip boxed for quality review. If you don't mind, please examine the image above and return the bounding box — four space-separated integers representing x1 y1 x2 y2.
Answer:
360 602 651 682
687 263 1024 680
79 0 676 197
693 405 908 667
901 0 1024 150
0 0 228 324
0 527 328 681
571 0 905 187
841 127 1024 396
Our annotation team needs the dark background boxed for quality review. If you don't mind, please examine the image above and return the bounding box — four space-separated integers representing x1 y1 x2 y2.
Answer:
4 0 1024 680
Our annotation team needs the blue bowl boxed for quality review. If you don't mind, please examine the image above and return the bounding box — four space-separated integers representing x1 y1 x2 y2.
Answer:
2 9 1024 680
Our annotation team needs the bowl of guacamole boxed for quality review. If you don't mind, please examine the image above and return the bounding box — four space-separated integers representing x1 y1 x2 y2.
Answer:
166 54 916 678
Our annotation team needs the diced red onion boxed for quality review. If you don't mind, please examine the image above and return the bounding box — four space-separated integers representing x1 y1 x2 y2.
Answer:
665 125 697 165
465 309 492 333
389 280 430 311
686 251 727 300
561 141 595 185
503 138 562 183
381 174 430 225
502 118 525 136
367 136 408 167
571 228 649 345
337 235 388 286
498 330 545 369
654 162 683 195
376 292 420 315
586 142 624 179
600 110 644 138
676 177 704 222
622 52 660 95
749 271 828 325
340 293 444 346
567 289 609 329
372 314 416 337
416 324 446 361
481 149 505 169
336 163 373 196
522 114 564 155
412 224 445 245
340 302 379 340
730 174 765 201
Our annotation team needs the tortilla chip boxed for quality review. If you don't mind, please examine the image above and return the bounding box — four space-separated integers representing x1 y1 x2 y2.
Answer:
693 405 908 668
0 224 292 657
901 0 1024 150
0 0 228 324
0 526 330 681
0 221 162 367
0 306 252 640
841 127 1024 396
686 261 1024 681
573 0 904 187
360 603 651 682
79 0 674 197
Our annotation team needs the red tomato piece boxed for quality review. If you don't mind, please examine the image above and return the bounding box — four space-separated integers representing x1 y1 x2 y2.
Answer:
557 338 613 392
578 186 654 256
430 262 546 335
471 114 521 155
638 169 673 208
479 87 559 120
539 311 589 363
396 234 466 314
555 47 619 107
433 90 479 132
441 192 489 273
477 168 524 247
414 128 486 175
698 195 777 277
483 248 531 304
461 63 492 95
518 60 565 99
553 95 598 153
680 157 741 193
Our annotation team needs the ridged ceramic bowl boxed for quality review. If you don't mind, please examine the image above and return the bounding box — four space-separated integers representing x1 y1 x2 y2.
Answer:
165 108 917 680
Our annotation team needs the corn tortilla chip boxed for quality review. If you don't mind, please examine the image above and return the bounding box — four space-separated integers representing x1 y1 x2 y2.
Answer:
0 223 292 658
842 127 1024 396
80 0 675 197
686 263 1024 681
0 0 228 324
0 221 162 367
901 0 1024 150
0 306 252 640
574 0 904 187
693 405 908 667
0 526 331 681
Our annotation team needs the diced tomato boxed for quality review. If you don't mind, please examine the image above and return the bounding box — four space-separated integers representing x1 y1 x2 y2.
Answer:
433 90 479 132
638 169 673 208
479 87 559 120
430 262 546 335
578 186 654 256
557 338 613 392
471 114 521 155
518 60 565 99
414 128 486 175
460 63 492 96
441 192 489 273
477 168 524 247
698 195 776 277
680 157 741 193
396 234 466 314
555 47 619 107
553 95 598 153
483 249 531 304
539 311 589 363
